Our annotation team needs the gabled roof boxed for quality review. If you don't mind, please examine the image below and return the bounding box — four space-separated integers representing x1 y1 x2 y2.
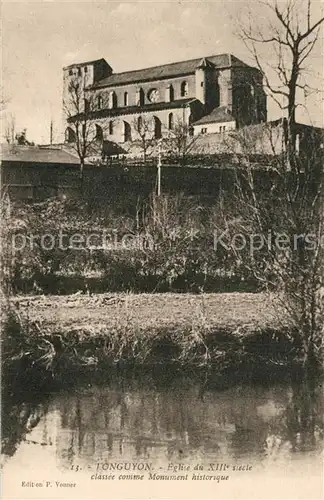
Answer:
92 53 251 89
196 57 215 70
1 144 82 164
193 106 236 126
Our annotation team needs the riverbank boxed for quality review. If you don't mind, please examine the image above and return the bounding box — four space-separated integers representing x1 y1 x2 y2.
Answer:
14 292 282 332
3 292 305 391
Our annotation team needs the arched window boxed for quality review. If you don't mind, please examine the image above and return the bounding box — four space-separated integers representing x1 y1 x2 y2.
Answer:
169 85 174 102
136 88 144 106
97 95 103 109
65 127 76 143
181 81 188 97
84 98 90 113
124 92 129 106
123 121 132 142
95 124 103 141
137 116 143 131
165 85 174 103
168 113 174 130
109 91 117 109
153 116 162 139
109 121 114 135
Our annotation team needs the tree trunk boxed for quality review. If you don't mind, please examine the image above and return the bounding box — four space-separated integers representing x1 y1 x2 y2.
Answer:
302 336 318 379
286 54 299 167
80 160 84 195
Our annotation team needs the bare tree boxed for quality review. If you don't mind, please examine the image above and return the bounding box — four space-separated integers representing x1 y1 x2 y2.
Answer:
0 88 10 113
4 113 16 144
224 0 324 373
236 0 324 163
63 77 108 189
165 119 203 164
132 115 155 163
217 120 324 373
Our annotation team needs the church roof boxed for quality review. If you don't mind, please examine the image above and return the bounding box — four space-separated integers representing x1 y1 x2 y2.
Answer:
64 58 108 70
92 54 251 88
193 106 236 126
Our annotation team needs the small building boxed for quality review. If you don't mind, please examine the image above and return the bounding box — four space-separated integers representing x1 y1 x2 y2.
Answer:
188 119 324 161
1 144 84 201
192 106 236 135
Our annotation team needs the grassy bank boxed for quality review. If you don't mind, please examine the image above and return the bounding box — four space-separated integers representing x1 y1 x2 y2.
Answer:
2 292 305 390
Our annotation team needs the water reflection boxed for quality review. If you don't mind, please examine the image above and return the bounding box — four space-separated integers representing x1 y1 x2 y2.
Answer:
2 377 323 471
2 397 49 457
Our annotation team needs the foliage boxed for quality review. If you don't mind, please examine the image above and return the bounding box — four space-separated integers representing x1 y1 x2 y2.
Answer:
230 0 324 371
1 291 301 386
2 173 323 369
1 193 261 295
217 127 324 371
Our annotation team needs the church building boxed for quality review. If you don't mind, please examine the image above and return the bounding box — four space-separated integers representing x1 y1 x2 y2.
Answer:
63 54 267 145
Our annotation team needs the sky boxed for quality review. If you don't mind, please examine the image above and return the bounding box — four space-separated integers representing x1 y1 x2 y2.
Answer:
1 0 324 144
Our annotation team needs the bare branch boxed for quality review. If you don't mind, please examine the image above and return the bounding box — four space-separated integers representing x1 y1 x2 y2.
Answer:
298 15 324 42
235 0 323 159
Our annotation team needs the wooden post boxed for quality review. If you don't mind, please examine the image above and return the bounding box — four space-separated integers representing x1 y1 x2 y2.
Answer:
157 140 162 196
50 119 53 145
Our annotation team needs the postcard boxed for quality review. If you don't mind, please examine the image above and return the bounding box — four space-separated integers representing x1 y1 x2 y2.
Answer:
1 1 323 499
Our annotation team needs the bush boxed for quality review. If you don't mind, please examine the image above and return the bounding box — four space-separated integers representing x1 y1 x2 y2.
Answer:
1 194 260 294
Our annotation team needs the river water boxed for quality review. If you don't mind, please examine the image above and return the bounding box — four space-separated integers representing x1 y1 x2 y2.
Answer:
2 375 323 499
